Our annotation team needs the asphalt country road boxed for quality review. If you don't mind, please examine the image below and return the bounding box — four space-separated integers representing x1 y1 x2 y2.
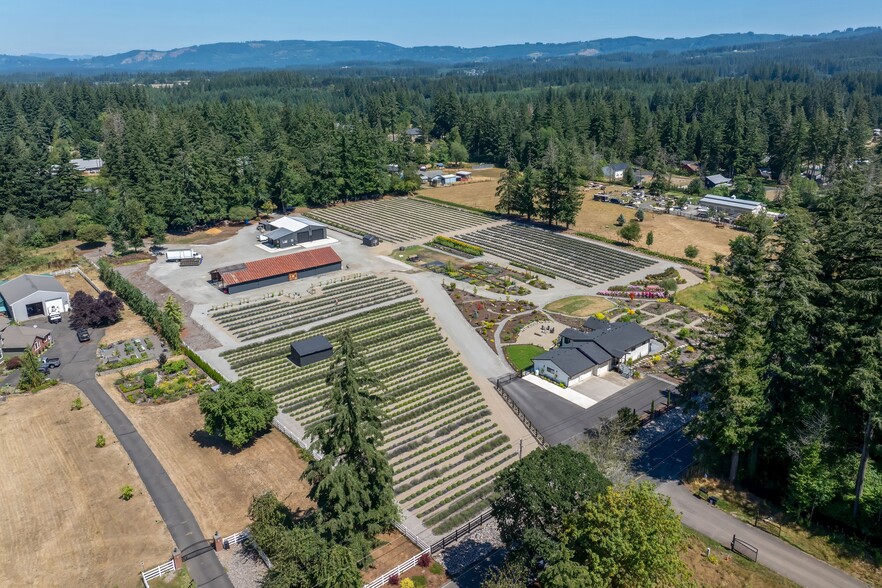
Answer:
52 320 234 587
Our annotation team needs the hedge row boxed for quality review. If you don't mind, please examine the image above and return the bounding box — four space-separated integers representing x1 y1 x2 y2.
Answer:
181 345 227 384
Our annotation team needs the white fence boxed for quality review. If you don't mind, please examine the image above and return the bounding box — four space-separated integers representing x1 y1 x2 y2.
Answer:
362 547 430 588
141 559 176 587
223 530 249 547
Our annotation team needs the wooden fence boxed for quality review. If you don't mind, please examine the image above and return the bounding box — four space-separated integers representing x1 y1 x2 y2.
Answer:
141 559 176 588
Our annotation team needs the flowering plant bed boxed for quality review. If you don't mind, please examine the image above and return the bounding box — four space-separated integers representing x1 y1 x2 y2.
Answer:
115 357 210 404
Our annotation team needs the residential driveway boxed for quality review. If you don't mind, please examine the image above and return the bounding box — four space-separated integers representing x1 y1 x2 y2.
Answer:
659 480 868 588
49 318 233 588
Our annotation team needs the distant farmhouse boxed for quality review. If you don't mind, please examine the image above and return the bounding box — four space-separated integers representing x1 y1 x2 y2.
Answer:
210 247 341 294
680 160 702 175
704 174 732 189
698 194 765 218
404 127 423 141
69 158 104 176
602 162 629 182
257 216 330 250
532 319 654 387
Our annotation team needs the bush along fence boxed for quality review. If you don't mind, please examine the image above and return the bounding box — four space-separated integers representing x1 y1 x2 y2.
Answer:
181 343 227 384
598 285 668 299
98 260 182 349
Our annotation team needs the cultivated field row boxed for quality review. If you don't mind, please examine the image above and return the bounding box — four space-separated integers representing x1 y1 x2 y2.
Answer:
306 197 493 242
210 275 414 341
456 223 657 287
221 298 515 534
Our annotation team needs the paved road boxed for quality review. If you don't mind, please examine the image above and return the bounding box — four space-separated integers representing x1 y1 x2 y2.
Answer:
635 425 868 588
659 480 868 588
52 319 233 588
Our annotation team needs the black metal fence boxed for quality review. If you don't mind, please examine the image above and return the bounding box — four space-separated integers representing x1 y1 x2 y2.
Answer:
492 375 548 448
430 509 495 553
731 534 759 562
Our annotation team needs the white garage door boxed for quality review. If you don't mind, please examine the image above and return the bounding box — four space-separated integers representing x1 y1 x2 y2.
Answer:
44 298 65 315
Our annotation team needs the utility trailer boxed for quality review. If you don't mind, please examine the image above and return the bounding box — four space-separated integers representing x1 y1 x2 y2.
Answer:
166 249 203 265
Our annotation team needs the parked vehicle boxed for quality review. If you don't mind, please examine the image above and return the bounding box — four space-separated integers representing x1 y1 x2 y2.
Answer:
48 312 62 324
76 328 91 342
165 250 203 264
41 357 61 368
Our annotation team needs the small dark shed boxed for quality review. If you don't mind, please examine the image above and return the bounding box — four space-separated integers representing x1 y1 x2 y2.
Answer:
290 335 334 367
362 234 380 247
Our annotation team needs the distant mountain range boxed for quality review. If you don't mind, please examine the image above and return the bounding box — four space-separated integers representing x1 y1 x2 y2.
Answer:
1 28 879 73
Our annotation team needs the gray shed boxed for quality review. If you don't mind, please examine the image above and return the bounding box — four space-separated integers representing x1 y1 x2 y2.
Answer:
290 335 334 367
0 274 70 322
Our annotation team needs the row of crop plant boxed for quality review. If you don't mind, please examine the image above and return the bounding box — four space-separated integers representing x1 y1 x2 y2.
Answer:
219 298 517 533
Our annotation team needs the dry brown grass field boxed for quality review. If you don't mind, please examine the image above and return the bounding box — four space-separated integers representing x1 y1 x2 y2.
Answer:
419 170 736 264
0 384 172 587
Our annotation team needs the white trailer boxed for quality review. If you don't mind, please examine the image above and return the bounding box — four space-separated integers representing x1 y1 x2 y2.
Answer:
165 250 203 263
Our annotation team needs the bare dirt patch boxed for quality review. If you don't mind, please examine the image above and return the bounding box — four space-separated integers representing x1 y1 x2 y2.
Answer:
0 384 172 587
165 224 241 246
95 385 312 535
102 306 158 344
55 270 100 297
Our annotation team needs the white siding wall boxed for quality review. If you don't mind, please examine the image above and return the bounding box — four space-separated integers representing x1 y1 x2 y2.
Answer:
533 359 570 386
622 341 651 363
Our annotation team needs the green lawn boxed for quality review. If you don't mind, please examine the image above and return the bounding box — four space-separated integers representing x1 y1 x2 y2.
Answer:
675 277 733 314
545 295 614 317
505 344 546 371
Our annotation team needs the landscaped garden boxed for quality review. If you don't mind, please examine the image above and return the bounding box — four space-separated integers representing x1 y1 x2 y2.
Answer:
220 299 517 533
454 223 657 287
209 275 413 340
115 356 212 404
432 261 551 296
445 288 538 351
305 197 493 243
97 336 159 371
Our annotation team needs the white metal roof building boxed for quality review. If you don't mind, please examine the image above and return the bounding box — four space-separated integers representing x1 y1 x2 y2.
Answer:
698 194 765 216
0 274 70 322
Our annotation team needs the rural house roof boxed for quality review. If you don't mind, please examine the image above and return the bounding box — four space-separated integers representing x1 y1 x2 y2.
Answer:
0 325 51 350
265 227 295 240
606 163 629 172
0 274 67 305
583 317 610 332
705 174 731 186
291 335 333 357
405 127 422 136
213 247 341 286
534 347 597 377
269 216 327 233
69 158 103 171
559 321 652 360
571 341 613 365
699 194 764 212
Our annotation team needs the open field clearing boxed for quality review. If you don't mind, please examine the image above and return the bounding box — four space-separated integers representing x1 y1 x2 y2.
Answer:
221 299 518 534
305 197 494 242
420 178 737 264
97 380 313 536
455 223 657 287
0 385 171 587
210 274 414 341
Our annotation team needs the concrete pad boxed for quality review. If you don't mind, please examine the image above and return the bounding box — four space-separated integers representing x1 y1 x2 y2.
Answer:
572 373 626 402
523 374 597 409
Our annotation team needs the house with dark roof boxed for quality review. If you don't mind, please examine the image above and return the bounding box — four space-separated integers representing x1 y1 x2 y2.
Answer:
601 162 629 182
680 160 702 175
0 324 52 356
210 247 342 294
532 320 653 386
0 274 70 322
290 335 333 367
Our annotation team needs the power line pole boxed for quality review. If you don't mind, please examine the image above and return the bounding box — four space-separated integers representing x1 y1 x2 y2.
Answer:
519 438 523 460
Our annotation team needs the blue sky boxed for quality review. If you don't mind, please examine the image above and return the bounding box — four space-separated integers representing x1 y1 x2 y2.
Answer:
2 0 881 56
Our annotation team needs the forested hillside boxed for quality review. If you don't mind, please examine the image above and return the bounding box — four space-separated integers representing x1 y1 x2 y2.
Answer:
1 63 880 257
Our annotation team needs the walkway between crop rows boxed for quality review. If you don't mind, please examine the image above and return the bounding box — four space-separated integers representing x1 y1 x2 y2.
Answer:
56 326 233 588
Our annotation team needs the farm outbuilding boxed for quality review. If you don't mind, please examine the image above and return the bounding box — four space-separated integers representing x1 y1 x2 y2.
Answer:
362 234 380 247
290 335 333 367
210 247 342 294
258 216 328 249
0 274 70 322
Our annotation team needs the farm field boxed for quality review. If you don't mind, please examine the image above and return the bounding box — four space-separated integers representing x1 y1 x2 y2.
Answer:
456 223 657 287
221 299 518 534
210 274 414 341
0 384 172 587
305 197 494 243
418 177 737 264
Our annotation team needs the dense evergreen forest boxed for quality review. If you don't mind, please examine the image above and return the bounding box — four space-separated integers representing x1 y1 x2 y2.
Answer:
0 64 881 250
